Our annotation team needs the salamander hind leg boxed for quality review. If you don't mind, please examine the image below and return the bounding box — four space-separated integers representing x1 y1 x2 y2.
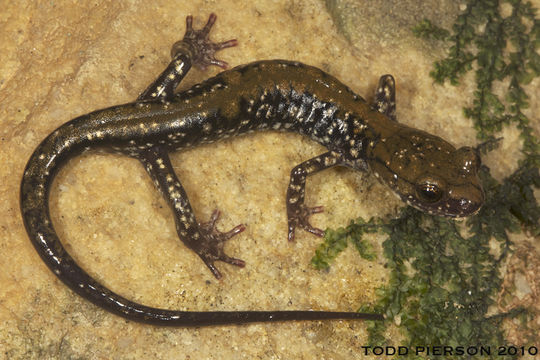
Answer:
371 74 397 121
138 147 246 279
198 209 246 279
287 151 343 241
172 13 237 71
138 13 237 101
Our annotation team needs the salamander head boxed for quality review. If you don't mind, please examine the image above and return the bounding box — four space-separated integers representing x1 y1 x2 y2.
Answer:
405 145 484 217
367 129 484 217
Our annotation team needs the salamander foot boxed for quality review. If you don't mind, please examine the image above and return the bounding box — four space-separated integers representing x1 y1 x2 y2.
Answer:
171 13 238 70
197 209 246 279
287 204 325 242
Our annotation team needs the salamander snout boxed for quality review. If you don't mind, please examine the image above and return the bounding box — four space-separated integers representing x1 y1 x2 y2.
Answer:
442 191 484 217
408 174 484 217
408 146 484 217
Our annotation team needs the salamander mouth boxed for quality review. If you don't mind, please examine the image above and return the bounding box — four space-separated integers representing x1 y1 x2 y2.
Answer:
404 196 483 218
440 203 482 218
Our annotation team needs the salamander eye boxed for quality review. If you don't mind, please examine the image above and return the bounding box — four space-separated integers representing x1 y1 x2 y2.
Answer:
415 182 443 203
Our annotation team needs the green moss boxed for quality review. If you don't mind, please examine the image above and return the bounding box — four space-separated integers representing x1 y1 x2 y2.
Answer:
315 0 539 357
414 0 539 164
311 217 378 270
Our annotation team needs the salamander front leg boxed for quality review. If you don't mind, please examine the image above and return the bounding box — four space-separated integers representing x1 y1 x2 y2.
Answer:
371 74 397 121
287 151 343 241
137 13 237 102
138 147 245 279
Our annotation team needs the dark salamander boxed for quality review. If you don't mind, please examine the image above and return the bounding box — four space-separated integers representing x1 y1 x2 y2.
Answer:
20 14 483 326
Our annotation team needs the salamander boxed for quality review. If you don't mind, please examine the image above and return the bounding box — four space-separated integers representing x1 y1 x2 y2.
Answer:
20 14 484 326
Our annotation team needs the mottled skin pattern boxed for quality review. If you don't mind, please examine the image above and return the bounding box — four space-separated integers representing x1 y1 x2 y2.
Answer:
20 14 483 326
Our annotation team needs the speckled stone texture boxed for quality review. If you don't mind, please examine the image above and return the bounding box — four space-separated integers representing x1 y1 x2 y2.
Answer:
1 0 538 359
